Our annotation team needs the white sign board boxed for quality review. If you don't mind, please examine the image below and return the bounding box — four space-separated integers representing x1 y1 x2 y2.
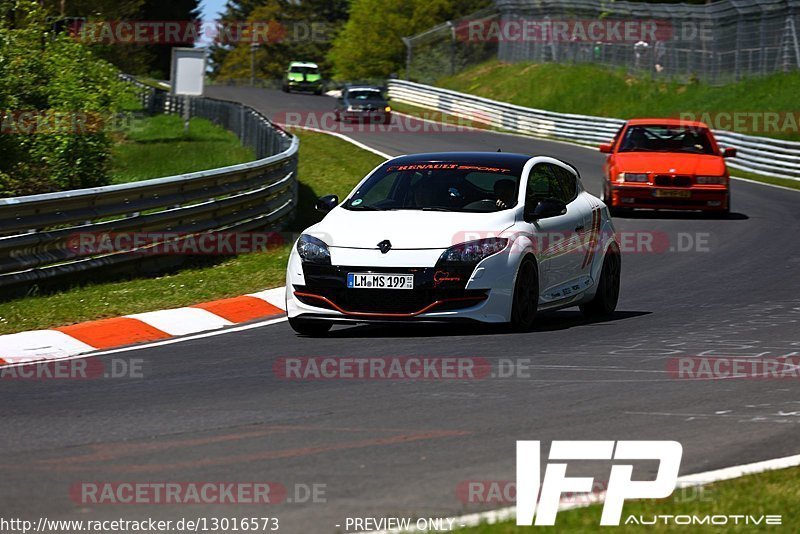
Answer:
170 48 206 96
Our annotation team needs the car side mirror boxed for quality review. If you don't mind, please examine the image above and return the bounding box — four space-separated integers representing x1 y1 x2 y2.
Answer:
599 143 613 153
524 198 567 222
315 194 339 213
723 147 737 158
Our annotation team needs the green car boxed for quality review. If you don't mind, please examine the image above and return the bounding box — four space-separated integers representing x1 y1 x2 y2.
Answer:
282 62 324 95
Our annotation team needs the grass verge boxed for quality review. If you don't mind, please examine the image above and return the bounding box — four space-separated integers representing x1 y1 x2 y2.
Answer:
457 465 799 532
110 114 256 183
0 129 385 335
391 101 800 192
435 61 800 142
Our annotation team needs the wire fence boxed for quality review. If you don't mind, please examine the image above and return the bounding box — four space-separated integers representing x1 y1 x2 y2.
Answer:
404 0 800 84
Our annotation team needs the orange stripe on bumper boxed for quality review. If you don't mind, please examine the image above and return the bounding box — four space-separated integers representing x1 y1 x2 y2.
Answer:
56 318 171 349
192 296 283 323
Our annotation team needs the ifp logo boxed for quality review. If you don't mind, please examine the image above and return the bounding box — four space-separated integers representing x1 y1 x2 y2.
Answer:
516 440 682 526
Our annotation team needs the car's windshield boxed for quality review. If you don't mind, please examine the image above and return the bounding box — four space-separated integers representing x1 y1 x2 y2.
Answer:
348 89 383 101
289 66 318 74
619 125 716 155
344 162 522 213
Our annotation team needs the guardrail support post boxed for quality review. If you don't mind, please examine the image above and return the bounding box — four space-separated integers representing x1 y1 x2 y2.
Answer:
402 37 412 80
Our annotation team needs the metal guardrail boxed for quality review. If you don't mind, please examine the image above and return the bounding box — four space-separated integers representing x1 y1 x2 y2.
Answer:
0 79 299 290
387 79 800 180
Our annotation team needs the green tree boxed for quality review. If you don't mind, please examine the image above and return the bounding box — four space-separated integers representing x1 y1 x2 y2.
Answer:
211 0 349 81
328 0 489 80
0 0 130 197
139 0 202 78
37 0 200 78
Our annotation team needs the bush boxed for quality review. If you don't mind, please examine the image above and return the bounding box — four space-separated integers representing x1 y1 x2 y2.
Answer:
0 1 132 197
328 0 490 80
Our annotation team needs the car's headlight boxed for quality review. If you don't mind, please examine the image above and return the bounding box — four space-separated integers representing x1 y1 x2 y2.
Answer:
297 234 331 264
696 175 727 185
619 172 649 183
439 238 508 264
347 105 361 112
384 106 392 112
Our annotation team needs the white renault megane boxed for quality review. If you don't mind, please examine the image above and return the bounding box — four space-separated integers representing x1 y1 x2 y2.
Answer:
285 152 621 336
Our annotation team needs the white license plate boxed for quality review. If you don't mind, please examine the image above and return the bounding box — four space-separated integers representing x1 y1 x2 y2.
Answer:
347 273 414 289
654 189 691 198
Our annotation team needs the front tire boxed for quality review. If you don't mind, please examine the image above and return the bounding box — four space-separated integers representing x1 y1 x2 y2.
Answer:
603 185 630 217
712 193 731 218
510 256 539 331
288 316 332 337
580 244 621 318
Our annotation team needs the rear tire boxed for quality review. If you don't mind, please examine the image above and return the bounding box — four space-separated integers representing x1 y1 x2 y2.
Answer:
288 317 332 337
510 256 539 332
580 244 621 318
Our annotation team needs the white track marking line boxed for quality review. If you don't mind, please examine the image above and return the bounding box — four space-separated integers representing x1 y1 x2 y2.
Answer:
278 124 392 159
730 175 800 193
360 452 800 533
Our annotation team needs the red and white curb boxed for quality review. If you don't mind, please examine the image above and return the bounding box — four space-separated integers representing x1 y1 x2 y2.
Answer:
0 288 286 366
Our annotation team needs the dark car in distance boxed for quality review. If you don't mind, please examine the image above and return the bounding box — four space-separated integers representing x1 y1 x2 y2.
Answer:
334 85 392 124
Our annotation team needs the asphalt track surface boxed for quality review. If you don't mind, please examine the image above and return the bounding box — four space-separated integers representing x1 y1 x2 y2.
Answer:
2 87 799 532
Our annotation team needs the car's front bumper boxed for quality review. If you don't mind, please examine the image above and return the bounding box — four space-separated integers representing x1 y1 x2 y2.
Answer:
341 111 391 123
285 247 514 323
609 184 729 211
287 81 322 90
